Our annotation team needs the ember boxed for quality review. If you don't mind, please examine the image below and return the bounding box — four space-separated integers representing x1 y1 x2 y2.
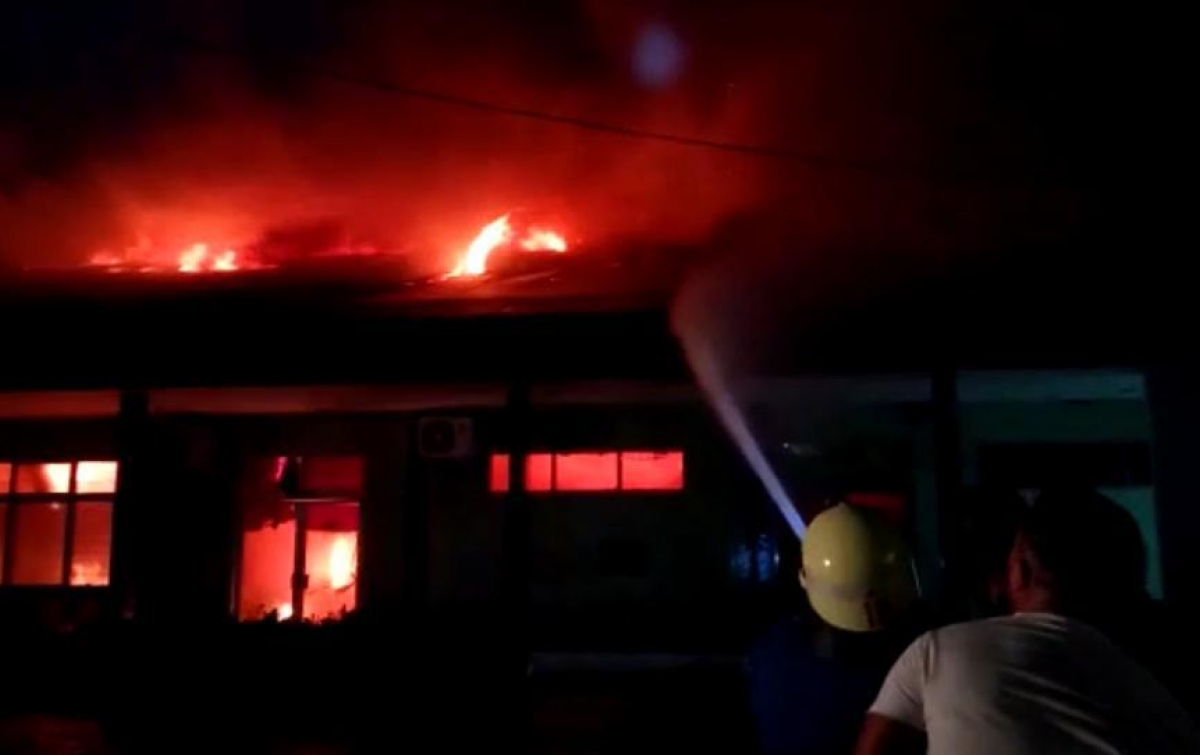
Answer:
176 243 241 273
449 213 568 277
89 241 254 274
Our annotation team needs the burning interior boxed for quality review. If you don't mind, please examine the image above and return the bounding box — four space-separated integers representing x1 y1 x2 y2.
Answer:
1 461 117 587
238 456 362 622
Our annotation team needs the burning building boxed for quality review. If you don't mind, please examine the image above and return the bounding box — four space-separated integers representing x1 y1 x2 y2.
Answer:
0 218 1192 750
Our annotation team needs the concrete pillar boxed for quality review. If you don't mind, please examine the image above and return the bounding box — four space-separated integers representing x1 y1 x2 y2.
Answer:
358 422 410 619
110 390 149 618
1146 367 1200 606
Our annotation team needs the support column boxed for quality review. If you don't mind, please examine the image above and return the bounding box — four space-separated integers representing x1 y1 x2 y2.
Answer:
502 382 532 619
110 390 149 619
1146 367 1200 606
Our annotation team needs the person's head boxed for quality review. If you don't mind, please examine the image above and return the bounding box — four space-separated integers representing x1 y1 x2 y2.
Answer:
800 503 919 632
1005 488 1146 617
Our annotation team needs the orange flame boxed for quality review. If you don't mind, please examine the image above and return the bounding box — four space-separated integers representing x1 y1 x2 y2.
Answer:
449 214 568 277
89 241 250 273
327 535 357 591
176 243 242 273
36 461 118 494
520 229 567 252
70 561 109 586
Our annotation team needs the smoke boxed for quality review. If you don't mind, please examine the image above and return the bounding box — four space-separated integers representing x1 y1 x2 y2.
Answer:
0 1 779 270
1 0 1161 272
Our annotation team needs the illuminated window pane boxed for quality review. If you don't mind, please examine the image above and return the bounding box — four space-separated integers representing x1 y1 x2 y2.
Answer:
238 511 296 621
621 451 685 491
71 501 112 586
303 502 359 621
11 502 66 584
526 453 554 492
0 503 7 580
555 453 618 491
15 463 72 493
489 453 552 492
490 454 510 492
76 461 118 494
297 457 363 494
0 463 11 494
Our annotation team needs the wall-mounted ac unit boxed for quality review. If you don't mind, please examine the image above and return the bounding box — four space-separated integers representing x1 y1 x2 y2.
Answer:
417 417 474 458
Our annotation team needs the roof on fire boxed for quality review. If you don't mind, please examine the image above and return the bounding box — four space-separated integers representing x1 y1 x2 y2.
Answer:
0 236 1187 392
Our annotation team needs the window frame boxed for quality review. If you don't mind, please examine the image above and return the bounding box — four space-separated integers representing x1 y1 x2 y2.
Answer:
489 450 686 494
235 455 363 622
1 460 117 587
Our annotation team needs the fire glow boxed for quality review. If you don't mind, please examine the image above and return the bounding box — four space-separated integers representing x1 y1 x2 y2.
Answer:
176 243 241 273
90 241 252 274
84 211 567 278
449 214 568 277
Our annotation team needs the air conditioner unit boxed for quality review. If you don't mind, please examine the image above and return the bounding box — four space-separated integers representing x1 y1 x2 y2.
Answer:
417 417 474 458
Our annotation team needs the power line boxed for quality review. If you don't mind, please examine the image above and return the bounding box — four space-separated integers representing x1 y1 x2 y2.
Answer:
165 37 928 177
165 38 1079 185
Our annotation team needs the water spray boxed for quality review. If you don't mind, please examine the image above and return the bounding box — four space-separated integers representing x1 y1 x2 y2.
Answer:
682 335 807 539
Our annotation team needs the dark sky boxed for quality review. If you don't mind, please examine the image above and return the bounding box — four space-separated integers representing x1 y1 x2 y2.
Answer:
0 1 1180 271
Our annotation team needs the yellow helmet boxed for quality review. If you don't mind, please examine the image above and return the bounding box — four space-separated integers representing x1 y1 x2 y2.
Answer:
800 503 918 632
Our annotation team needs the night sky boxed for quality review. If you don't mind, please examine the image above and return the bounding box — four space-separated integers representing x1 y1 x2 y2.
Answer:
0 1 1182 273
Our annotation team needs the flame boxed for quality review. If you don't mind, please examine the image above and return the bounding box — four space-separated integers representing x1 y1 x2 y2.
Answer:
70 561 108 586
276 602 294 621
520 229 567 252
89 240 251 273
449 214 569 277
40 463 73 492
327 535 357 591
177 243 241 273
76 461 118 493
34 461 117 493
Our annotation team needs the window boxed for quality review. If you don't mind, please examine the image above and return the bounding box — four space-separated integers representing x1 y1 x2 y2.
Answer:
489 451 685 493
620 452 685 491
556 453 619 491
1 461 118 587
238 456 362 622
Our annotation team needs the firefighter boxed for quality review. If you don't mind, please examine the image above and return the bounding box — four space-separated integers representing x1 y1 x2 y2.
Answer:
748 503 922 755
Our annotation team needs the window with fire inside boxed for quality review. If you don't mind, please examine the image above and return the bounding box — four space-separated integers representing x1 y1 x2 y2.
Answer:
237 456 362 622
489 450 685 493
1 461 118 587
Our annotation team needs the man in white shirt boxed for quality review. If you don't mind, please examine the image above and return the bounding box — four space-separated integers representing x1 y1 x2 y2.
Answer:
856 493 1200 755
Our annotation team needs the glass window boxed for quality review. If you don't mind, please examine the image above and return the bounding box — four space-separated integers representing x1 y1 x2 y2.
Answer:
75 462 118 494
16 463 72 493
239 511 297 621
0 502 7 576
489 453 555 492
303 502 359 621
71 501 113 586
489 454 511 493
556 453 619 491
490 451 686 494
11 502 67 585
526 454 554 492
1 459 119 588
620 452 684 491
238 456 363 622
